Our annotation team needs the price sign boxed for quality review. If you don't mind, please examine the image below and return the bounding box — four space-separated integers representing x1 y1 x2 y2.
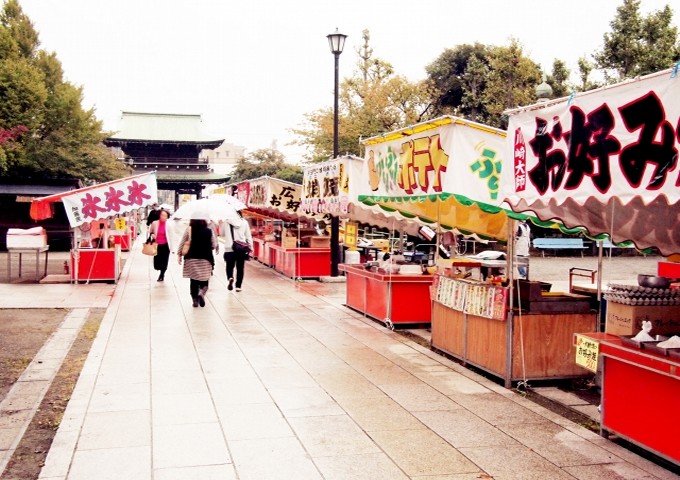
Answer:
575 334 599 373
344 222 358 250
114 218 127 231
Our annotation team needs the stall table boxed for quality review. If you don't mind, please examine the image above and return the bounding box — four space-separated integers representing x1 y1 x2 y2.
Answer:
251 237 264 260
6 246 49 282
579 333 680 467
432 276 597 386
339 263 434 327
269 244 330 278
71 247 121 283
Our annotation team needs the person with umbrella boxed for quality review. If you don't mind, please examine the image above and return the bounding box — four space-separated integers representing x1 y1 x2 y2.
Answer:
176 218 218 307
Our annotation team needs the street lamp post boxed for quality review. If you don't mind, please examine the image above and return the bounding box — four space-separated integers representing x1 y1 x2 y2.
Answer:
327 28 347 277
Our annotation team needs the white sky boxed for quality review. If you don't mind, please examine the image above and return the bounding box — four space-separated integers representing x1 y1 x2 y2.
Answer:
18 0 678 162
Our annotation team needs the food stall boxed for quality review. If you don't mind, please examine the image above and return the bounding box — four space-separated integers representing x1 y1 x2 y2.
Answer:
358 116 596 381
501 67 680 465
30 172 157 283
229 176 331 278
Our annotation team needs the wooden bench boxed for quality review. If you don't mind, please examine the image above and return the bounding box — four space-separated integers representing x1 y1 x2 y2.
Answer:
532 238 586 257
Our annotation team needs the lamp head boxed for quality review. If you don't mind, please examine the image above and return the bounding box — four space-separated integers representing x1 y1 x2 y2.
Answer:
327 28 347 55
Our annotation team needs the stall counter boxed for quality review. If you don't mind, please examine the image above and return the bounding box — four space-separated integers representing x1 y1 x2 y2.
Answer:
269 243 330 278
339 263 433 327
580 333 680 467
71 247 121 283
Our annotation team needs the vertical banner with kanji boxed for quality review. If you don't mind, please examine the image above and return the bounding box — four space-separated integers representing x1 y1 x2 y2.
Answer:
60 172 157 228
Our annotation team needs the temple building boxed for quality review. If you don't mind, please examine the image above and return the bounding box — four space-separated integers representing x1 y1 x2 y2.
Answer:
104 112 229 207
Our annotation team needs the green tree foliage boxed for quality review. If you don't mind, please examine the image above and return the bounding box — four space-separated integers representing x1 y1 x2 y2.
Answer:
426 39 541 128
292 30 434 162
595 0 680 80
0 0 129 181
229 148 303 184
546 59 571 98
576 56 601 91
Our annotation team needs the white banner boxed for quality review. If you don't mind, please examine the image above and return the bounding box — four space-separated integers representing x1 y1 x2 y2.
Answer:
500 68 680 254
359 118 507 205
302 158 353 215
62 172 158 227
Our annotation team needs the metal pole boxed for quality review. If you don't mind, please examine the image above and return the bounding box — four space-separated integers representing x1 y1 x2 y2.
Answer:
330 52 341 277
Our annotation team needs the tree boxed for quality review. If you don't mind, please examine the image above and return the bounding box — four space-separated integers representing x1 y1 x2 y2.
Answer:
595 0 680 80
292 30 433 162
546 59 571 98
229 148 302 184
482 39 542 128
576 56 600 91
0 0 129 181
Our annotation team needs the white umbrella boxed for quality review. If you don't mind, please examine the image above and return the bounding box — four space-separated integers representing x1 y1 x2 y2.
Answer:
171 198 240 223
209 194 247 211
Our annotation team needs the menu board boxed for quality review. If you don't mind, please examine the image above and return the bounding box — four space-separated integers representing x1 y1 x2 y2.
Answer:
435 276 508 321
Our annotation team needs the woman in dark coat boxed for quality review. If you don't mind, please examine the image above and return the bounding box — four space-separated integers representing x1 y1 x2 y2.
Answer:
177 219 217 307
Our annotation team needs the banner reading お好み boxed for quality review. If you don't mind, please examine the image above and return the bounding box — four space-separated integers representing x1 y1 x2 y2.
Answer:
501 68 680 254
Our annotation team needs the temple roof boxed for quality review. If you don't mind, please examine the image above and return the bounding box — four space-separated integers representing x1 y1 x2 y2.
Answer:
155 171 230 184
105 112 224 147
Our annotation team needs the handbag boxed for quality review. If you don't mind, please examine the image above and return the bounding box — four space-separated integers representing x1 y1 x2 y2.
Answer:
180 227 192 256
142 239 157 256
230 224 251 258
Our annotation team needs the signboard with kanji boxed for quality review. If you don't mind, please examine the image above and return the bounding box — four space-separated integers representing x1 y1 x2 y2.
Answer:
575 334 599 373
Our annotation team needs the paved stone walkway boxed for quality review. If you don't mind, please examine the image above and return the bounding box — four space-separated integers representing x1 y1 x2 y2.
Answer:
0 245 677 479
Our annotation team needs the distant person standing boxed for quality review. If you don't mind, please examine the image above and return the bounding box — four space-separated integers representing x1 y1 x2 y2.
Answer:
177 219 217 307
222 211 253 292
515 220 531 279
148 209 170 281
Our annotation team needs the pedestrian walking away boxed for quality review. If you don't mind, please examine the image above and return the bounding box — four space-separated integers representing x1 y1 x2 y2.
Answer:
221 210 253 292
148 209 171 281
177 219 217 307
146 203 160 226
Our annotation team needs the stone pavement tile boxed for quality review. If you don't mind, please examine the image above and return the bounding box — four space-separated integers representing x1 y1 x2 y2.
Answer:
378 383 464 412
38 428 79 478
449 392 549 426
152 392 218 425
459 445 575 480
208 377 272 406
496 419 621 467
96 362 150 386
151 370 209 395
0 409 31 429
572 404 600 420
255 365 317 389
563 463 661 480
67 446 151 480
288 415 381 457
352 363 422 386
334 395 425 432
310 371 386 399
154 464 237 480
77 410 150 450
369 429 481 477
313 452 410 480
415 370 492 396
414 409 519 448
267 386 344 417
88 382 150 413
152 422 230 469
228 437 322 480
0 426 20 450
216 403 294 441
532 386 592 406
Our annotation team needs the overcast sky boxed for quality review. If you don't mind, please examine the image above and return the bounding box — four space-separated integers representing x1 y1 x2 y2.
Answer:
18 0 678 162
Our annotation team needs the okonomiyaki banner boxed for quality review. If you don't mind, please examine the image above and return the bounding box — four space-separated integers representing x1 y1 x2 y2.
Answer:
62 172 158 227
502 69 680 207
302 158 356 215
358 120 507 205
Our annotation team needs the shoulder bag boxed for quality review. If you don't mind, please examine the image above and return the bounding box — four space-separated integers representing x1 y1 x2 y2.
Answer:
230 224 251 259
180 227 192 256
142 237 157 256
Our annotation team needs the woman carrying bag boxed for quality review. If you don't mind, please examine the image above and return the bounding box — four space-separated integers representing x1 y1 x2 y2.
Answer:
221 210 253 292
177 219 217 307
148 209 170 281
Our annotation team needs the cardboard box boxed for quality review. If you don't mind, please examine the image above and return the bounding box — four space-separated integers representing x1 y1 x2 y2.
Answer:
605 302 680 336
